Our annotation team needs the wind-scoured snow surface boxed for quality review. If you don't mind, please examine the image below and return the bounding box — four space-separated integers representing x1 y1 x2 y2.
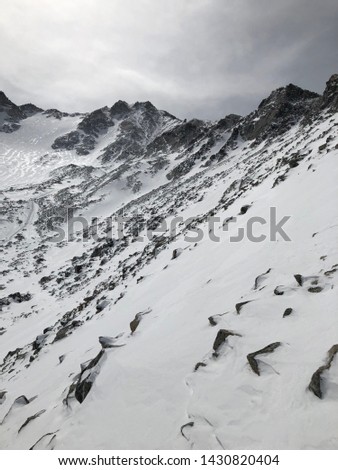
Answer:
0 77 337 449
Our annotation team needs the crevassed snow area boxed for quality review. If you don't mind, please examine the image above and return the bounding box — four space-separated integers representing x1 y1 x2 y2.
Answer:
0 94 337 450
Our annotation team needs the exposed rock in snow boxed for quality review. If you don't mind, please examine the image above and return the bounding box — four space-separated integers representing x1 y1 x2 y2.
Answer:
213 329 240 357
18 409 46 434
235 300 252 314
247 342 282 376
283 308 293 318
308 345 338 399
74 349 105 404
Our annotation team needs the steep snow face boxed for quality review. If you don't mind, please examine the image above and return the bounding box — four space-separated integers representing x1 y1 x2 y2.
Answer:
0 78 337 450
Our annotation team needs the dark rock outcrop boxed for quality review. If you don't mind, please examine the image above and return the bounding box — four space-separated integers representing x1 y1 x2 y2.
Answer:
247 342 282 375
0 390 7 405
239 84 319 143
130 313 142 334
308 345 338 399
180 421 194 439
273 286 285 295
235 300 252 314
213 329 239 356
254 268 271 290
308 286 323 293
294 274 303 286
98 336 125 349
322 74 338 112
283 308 293 318
172 248 183 260
75 349 105 404
18 409 46 433
0 292 32 311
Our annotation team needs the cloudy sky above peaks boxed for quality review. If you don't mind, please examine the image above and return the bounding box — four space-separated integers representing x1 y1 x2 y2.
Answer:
0 0 337 119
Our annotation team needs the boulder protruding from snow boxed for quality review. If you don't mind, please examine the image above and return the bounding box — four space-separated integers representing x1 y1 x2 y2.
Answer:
172 248 183 260
283 308 293 318
75 350 105 404
235 301 252 314
247 342 282 376
99 336 125 349
213 329 239 356
308 345 338 399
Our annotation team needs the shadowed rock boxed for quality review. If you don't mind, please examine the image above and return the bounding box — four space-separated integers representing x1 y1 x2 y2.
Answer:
294 274 303 286
322 74 338 111
54 320 83 342
1 395 36 425
129 308 151 334
29 431 59 450
308 286 323 293
194 362 207 372
32 334 48 352
208 313 226 326
0 292 32 311
308 345 338 398
235 301 252 314
247 342 282 376
18 409 46 434
13 395 30 406
208 316 218 326
213 329 239 356
274 286 285 295
130 313 142 334
180 421 194 439
283 308 293 318
0 390 7 405
75 379 94 404
254 268 271 290
96 299 110 312
75 350 105 404
172 248 183 260
239 204 251 215
324 266 338 276
99 336 125 349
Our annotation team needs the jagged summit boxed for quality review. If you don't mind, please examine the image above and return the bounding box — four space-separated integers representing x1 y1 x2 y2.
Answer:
110 100 130 118
237 81 323 143
132 100 157 110
1 74 337 139
0 91 26 133
258 83 320 110
0 90 15 107
18 103 43 116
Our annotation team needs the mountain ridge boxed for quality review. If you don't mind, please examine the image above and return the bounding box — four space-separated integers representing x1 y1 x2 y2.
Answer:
1 73 337 131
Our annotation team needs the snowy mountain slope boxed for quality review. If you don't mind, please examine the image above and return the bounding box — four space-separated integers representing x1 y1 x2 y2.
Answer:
0 75 337 450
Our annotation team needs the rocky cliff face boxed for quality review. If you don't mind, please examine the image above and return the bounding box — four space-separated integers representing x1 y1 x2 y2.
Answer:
0 75 337 450
239 84 320 142
322 73 338 111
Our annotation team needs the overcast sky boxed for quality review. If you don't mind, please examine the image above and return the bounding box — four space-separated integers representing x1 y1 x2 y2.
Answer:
0 0 337 120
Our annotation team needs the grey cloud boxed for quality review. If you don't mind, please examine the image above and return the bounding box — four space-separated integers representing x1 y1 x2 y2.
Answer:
0 0 337 120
